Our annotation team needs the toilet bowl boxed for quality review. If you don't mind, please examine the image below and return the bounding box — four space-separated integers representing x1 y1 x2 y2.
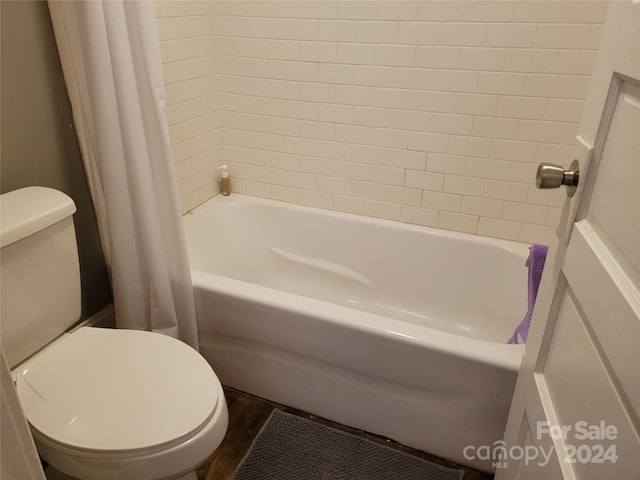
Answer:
16 327 228 480
1 187 228 480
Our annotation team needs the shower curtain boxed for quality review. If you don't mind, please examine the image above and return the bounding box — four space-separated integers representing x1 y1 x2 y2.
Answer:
47 0 198 348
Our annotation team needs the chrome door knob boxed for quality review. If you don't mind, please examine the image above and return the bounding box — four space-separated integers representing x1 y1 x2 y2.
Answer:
536 159 579 197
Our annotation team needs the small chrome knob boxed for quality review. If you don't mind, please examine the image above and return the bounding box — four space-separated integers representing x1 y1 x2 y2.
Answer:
536 159 579 197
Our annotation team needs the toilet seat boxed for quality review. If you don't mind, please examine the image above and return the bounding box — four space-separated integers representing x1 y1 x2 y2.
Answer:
16 327 219 453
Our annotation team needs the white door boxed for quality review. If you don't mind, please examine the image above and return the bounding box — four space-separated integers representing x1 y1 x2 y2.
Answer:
496 2 640 479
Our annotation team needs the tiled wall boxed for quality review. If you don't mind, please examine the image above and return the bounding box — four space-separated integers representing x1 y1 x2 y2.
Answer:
155 1 609 244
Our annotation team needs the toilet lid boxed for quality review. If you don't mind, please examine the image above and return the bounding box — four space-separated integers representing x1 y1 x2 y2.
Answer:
15 327 219 453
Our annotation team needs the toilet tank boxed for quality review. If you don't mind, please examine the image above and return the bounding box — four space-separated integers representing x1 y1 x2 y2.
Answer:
1 187 82 369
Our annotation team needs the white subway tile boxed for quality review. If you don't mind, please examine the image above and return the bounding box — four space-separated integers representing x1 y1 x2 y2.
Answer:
503 202 548 225
371 128 409 149
319 63 356 84
443 174 485 196
401 206 439 227
408 131 450 153
366 200 403 221
485 23 537 48
271 184 301 203
354 106 395 128
284 100 319 120
337 2 378 20
414 46 460 69
535 143 574 166
430 113 474 135
497 96 547 119
419 1 466 21
564 1 609 23
477 218 521 241
477 72 527 95
241 180 271 198
281 19 318 40
335 124 372 144
393 68 436 90
453 93 499 116
337 43 377 65
505 49 558 74
334 160 369 181
392 149 428 170
303 154 336 174
301 82 336 103
301 120 336 140
464 1 514 22
319 103 354 124
269 151 302 171
385 185 423 206
411 91 455 113
333 195 367 215
369 164 405 185
509 162 537 183
433 70 479 93
301 190 333 209
352 144 389 165
517 119 567 144
336 85 373 106
587 24 604 50
484 179 529 202
466 156 511 180
535 24 591 49
526 185 564 208
513 1 567 23
356 65 398 87
299 1 337 19
427 153 468 175
422 190 461 212
491 138 539 163
286 136 319 156
374 45 416 67
460 196 503 218
377 1 422 21
472 116 518 140
266 39 300 60
319 20 358 42
458 47 507 71
544 98 584 122
438 211 478 234
390 109 431 131
372 88 414 110
439 22 487 47
396 22 440 45
524 73 577 98
286 171 318 190
554 50 598 75
448 135 491 157
356 21 397 43
301 41 337 62
518 224 553 245
405 170 444 191
255 165 287 185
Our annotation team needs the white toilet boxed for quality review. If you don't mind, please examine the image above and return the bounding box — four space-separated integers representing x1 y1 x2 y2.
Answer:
0 186 228 480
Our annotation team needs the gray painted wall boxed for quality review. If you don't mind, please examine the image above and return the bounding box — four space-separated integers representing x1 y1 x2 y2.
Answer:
1 0 112 319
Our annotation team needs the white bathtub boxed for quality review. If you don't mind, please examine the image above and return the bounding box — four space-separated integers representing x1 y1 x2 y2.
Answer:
183 194 527 472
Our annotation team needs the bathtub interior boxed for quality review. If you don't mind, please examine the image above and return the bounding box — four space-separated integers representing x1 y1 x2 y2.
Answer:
184 194 530 343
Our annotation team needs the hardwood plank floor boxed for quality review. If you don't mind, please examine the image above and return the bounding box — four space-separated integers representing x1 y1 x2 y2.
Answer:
197 387 494 480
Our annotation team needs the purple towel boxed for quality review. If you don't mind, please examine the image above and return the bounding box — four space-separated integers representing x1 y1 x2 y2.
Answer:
508 244 548 344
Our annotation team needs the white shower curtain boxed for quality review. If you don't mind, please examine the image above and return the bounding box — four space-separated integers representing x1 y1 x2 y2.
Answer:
48 0 198 348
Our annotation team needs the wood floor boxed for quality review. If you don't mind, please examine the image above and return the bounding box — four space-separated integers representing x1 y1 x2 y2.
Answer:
196 387 494 480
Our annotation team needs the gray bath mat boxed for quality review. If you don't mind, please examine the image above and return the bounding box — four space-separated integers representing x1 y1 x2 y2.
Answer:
232 410 464 480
